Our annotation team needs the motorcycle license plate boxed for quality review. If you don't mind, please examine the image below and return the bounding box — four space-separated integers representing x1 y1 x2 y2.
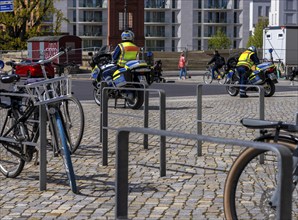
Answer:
138 75 148 84
268 73 277 80
138 75 146 80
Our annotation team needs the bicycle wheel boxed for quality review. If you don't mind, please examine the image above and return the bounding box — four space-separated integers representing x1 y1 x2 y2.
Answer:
59 96 84 154
224 135 298 220
0 108 25 178
218 72 227 85
203 71 213 84
53 111 77 193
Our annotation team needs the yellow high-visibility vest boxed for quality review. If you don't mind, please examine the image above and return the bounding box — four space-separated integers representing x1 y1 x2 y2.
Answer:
237 50 255 69
117 42 139 67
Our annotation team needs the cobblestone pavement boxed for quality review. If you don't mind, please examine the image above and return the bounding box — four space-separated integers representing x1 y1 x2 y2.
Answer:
0 91 297 219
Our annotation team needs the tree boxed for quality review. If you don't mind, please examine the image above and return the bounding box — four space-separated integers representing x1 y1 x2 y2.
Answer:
208 29 231 50
0 0 66 50
246 18 269 49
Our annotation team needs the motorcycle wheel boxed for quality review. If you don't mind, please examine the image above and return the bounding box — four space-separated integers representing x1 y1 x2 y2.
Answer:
263 80 275 97
125 86 144 110
93 88 101 106
226 80 239 96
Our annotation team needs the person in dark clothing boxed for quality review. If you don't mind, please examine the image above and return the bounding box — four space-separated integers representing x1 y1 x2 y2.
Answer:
207 50 225 79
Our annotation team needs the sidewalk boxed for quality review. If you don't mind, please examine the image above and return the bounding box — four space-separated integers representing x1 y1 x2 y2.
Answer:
0 89 297 219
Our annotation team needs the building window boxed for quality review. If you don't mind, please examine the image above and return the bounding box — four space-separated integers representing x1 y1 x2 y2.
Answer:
172 40 175 51
198 12 201 23
285 14 294 24
73 10 76 22
234 0 238 9
172 11 176 23
146 26 165 37
146 0 166 8
119 12 133 31
198 40 201 50
197 0 201 9
198 26 201 37
266 34 271 39
265 6 270 17
234 12 238 23
172 0 176 9
258 6 262 17
172 26 175 37
286 0 294 10
146 40 165 51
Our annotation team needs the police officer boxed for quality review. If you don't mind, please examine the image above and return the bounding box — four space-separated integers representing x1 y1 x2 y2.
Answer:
236 46 260 98
112 30 139 68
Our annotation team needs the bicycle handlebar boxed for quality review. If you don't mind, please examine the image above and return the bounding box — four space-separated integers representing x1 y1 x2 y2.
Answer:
241 118 298 133
37 47 71 65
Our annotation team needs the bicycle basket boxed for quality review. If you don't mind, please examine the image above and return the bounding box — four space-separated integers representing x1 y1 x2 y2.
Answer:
24 77 72 105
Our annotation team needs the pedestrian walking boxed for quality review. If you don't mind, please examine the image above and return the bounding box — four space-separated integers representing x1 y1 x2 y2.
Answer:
178 52 187 80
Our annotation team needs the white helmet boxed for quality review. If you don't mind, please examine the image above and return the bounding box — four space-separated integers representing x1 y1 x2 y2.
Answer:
248 46 256 53
121 30 134 41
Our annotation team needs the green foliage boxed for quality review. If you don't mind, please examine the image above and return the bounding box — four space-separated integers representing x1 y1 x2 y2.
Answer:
208 30 231 50
0 0 66 50
246 18 269 49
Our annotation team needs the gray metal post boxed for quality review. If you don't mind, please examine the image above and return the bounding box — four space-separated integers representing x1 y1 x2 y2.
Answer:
258 86 265 164
277 147 293 220
143 89 149 149
39 104 47 191
159 90 166 177
116 130 130 219
102 88 109 166
99 81 107 143
196 85 203 156
258 87 265 120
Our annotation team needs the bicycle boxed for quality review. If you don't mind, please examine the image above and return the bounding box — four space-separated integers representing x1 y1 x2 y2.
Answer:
275 58 285 79
0 75 77 193
203 64 227 84
4 48 85 153
224 116 298 219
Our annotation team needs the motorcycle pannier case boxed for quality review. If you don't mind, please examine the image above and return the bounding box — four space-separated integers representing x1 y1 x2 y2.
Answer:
112 68 132 87
249 71 263 84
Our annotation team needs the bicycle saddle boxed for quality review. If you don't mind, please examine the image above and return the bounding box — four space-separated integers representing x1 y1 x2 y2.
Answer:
241 118 281 129
241 118 298 132
0 74 20 84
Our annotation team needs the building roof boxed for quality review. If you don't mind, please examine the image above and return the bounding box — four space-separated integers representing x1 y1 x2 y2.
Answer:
27 35 81 42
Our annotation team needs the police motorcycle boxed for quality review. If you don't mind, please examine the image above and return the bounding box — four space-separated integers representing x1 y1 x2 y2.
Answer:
226 49 278 97
88 49 153 110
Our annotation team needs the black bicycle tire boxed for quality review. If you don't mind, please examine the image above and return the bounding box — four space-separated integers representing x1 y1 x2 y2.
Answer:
60 96 85 154
0 109 25 178
55 112 78 193
224 134 297 220
218 72 227 84
203 71 213 84
0 142 25 178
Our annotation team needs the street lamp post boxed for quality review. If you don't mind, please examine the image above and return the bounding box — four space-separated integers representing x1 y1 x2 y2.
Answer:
124 0 128 30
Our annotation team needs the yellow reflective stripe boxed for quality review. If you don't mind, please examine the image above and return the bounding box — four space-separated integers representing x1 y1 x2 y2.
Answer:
117 42 139 67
